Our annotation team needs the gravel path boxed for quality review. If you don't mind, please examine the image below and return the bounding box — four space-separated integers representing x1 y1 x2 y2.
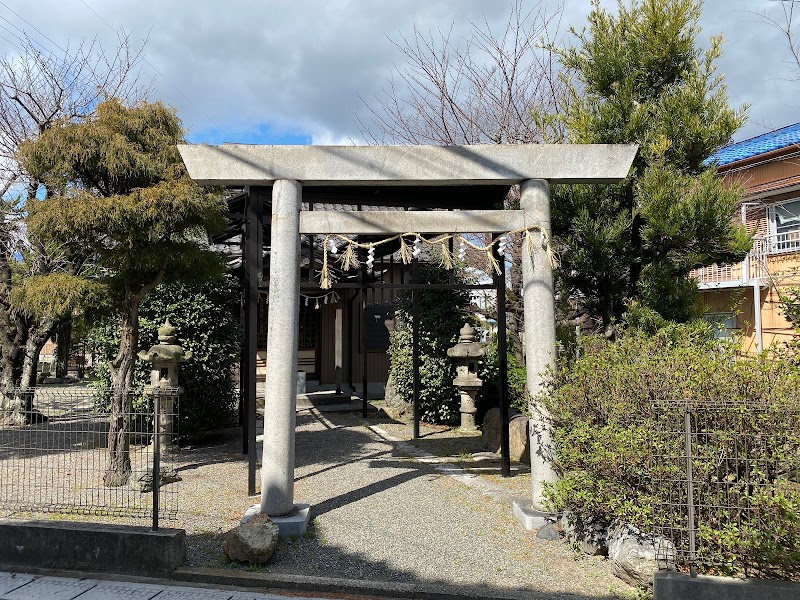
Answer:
242 409 634 599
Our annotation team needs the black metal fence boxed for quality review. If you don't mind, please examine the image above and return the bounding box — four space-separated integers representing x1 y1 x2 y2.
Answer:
0 386 179 529
650 399 800 578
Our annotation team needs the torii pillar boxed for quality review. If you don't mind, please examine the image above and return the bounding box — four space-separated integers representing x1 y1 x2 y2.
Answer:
260 180 307 527
177 143 638 534
520 179 558 512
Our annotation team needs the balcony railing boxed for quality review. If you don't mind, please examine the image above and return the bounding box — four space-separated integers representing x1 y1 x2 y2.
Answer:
691 232 799 288
769 230 800 254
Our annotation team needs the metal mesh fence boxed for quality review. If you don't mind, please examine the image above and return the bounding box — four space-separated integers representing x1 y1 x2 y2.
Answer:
650 399 800 578
0 386 179 525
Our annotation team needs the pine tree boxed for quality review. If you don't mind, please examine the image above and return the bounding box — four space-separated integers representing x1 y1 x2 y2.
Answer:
544 0 751 328
17 99 226 485
0 32 145 413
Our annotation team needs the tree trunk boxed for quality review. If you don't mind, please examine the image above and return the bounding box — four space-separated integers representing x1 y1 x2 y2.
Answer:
21 317 55 389
104 305 138 487
0 314 30 425
0 250 24 389
55 320 71 379
0 317 55 425
628 212 644 301
0 322 24 388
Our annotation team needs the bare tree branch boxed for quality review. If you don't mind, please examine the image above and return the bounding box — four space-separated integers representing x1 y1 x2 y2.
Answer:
0 29 150 196
756 1 800 80
359 0 566 146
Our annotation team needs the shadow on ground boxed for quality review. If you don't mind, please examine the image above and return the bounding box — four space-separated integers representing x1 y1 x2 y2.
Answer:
180 411 635 600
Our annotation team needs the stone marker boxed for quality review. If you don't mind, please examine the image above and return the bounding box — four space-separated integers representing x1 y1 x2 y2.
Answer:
482 407 529 463
508 416 530 465
607 523 676 588
223 514 280 565
383 373 409 416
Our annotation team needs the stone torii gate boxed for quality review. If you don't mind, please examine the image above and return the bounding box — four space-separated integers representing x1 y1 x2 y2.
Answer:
179 143 637 533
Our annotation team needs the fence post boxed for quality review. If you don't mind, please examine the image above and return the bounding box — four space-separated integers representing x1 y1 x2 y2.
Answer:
152 389 160 531
684 399 696 577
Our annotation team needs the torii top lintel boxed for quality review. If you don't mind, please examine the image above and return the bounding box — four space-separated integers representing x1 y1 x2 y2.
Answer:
177 143 638 187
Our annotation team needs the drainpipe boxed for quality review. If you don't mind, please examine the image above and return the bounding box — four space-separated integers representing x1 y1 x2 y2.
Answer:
741 203 750 284
753 281 763 353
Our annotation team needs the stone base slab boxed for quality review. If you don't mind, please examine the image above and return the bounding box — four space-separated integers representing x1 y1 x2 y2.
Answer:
512 499 558 531
654 571 800 599
0 519 185 576
242 503 311 537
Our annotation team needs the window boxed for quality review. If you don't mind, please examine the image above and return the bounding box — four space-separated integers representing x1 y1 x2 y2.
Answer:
258 299 318 350
703 312 736 340
768 199 800 253
298 302 318 350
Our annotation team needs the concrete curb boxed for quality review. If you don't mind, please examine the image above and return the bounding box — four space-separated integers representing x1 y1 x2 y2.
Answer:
654 571 800 600
0 564 567 600
172 566 549 600
0 519 185 576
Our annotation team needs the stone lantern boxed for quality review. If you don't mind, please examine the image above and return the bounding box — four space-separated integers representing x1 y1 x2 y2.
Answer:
138 318 191 449
447 323 486 430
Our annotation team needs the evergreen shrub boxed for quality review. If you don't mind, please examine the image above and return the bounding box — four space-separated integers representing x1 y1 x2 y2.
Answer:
90 274 241 440
543 322 800 577
387 263 472 424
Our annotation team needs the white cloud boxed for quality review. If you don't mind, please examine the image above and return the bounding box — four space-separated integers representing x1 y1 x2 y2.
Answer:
310 130 360 146
0 0 794 144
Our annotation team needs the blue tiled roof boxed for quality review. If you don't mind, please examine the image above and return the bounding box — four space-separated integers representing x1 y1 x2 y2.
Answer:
708 122 800 166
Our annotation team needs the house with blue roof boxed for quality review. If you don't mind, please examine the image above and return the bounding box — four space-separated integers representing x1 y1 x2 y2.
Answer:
693 122 800 351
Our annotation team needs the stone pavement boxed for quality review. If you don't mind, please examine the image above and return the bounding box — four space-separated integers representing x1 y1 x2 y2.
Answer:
0 571 354 600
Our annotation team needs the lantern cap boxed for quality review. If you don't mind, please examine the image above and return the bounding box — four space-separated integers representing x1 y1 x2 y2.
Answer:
138 318 192 364
158 318 178 343
447 323 486 359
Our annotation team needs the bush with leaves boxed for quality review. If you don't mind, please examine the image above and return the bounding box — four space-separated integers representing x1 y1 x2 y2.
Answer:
778 286 800 331
540 0 750 328
542 323 800 577
90 274 241 440
387 263 473 424
478 334 528 418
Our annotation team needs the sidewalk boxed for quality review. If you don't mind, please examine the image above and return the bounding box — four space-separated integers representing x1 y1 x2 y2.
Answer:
0 571 359 600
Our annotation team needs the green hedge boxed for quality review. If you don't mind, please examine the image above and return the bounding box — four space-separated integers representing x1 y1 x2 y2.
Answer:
542 323 800 577
89 274 241 440
478 334 528 416
387 263 472 424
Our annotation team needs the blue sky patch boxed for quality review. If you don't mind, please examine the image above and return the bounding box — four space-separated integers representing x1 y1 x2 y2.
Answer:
186 122 312 145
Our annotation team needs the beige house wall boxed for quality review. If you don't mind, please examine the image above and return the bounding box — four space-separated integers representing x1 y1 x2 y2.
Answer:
701 265 800 353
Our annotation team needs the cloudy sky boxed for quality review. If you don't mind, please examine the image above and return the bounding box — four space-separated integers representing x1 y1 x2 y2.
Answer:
0 0 794 146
